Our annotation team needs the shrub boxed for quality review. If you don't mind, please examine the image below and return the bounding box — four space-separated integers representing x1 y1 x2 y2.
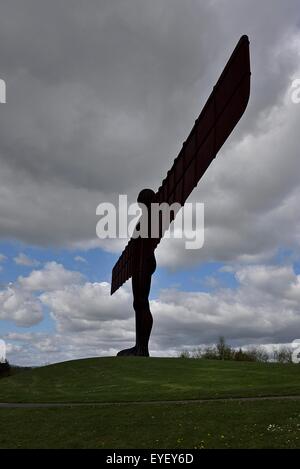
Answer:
201 346 219 360
234 348 256 362
273 347 293 364
191 347 203 359
245 346 269 363
178 349 191 359
0 359 11 377
217 336 234 360
178 340 271 363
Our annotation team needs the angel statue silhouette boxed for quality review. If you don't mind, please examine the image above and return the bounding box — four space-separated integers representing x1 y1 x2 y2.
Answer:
111 36 251 356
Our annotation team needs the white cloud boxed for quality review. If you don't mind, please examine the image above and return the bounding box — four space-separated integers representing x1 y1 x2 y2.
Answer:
235 265 295 297
0 285 43 327
0 262 85 328
18 261 84 291
0 254 7 262
40 281 132 332
14 253 40 267
5 262 298 364
150 264 300 350
74 256 87 263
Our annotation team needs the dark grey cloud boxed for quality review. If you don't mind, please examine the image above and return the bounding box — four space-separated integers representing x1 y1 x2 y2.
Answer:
0 0 299 261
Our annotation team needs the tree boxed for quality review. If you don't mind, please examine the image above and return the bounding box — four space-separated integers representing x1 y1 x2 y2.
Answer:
178 349 191 359
0 359 11 377
216 336 233 360
273 347 293 364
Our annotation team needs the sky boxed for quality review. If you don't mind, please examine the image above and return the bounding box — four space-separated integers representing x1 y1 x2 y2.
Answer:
0 0 300 365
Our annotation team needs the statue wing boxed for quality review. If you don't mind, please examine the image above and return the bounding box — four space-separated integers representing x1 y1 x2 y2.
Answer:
111 35 251 295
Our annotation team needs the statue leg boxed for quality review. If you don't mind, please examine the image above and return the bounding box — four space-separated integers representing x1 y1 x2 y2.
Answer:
117 256 155 357
132 267 153 356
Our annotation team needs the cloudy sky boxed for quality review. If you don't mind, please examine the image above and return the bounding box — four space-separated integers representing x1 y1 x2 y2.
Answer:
1 0 300 365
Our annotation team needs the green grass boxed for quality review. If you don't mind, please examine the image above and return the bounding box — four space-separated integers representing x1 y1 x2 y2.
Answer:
0 400 300 449
0 357 300 403
1 357 300 448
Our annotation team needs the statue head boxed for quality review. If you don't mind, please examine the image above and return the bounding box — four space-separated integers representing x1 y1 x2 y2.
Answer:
137 188 155 209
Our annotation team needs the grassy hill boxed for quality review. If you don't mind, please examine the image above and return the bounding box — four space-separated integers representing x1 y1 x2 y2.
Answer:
1 357 300 403
0 357 300 448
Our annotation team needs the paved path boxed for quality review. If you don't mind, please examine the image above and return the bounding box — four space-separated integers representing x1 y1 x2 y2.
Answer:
1 395 300 408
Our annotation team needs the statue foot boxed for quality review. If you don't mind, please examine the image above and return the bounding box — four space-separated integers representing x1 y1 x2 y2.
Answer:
117 346 137 356
117 345 149 357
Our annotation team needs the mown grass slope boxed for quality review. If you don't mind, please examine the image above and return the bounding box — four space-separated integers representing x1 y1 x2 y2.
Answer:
0 357 299 403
